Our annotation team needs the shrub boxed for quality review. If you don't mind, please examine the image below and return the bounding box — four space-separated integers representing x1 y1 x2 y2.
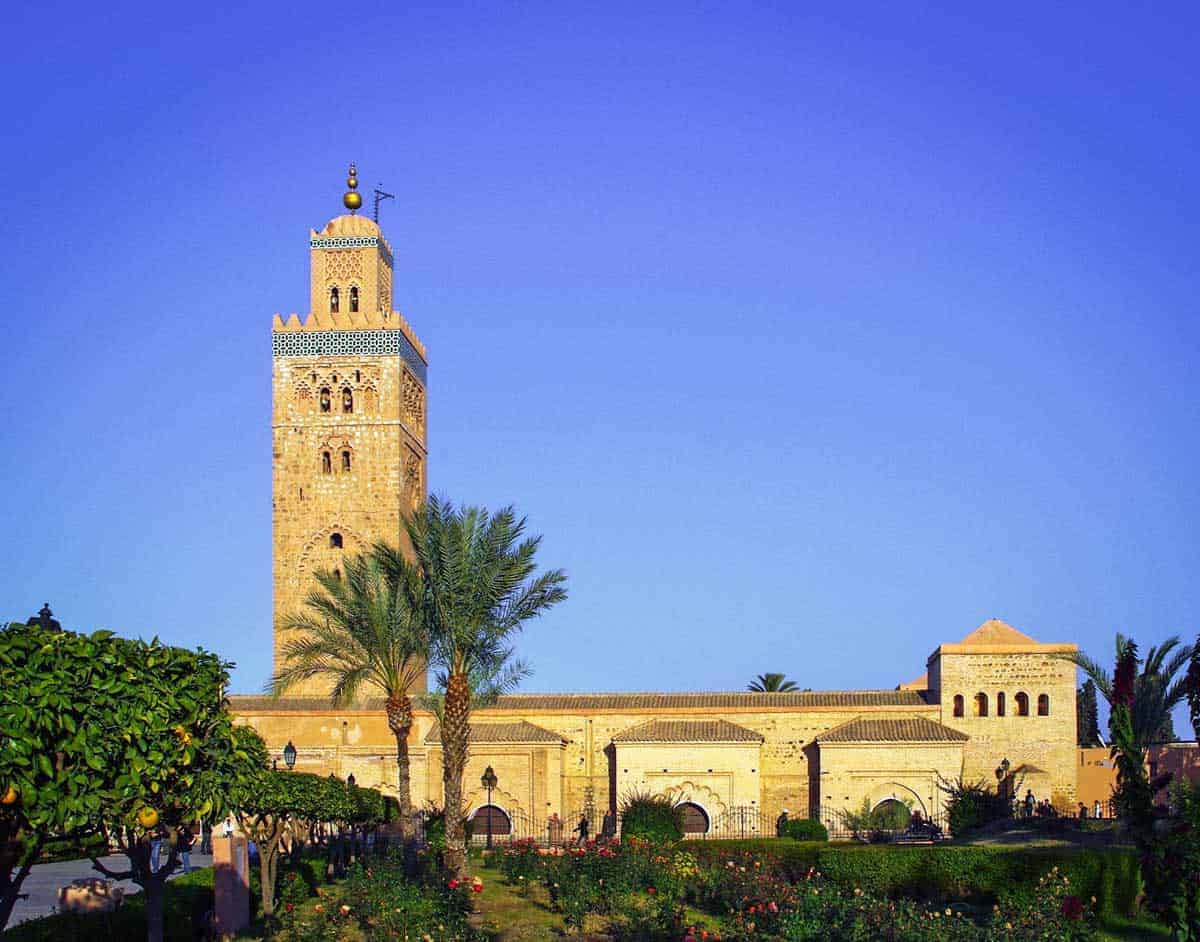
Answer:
620 791 683 844
940 777 1012 836
688 841 1141 917
779 819 828 842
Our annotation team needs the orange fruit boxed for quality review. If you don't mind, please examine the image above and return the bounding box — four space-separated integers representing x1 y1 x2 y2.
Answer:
136 806 159 829
0 785 18 806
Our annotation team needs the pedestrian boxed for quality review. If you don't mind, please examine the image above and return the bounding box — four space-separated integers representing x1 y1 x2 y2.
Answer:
222 817 234 839
775 808 790 837
150 826 165 873
1077 803 1087 822
1023 790 1035 819
573 814 589 844
548 813 563 845
178 826 196 874
601 809 616 840
1093 799 1102 820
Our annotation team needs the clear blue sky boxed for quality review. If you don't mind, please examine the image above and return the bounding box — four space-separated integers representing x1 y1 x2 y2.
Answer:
2 3 1197 731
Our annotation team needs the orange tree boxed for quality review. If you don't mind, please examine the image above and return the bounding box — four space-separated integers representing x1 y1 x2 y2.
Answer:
383 498 567 875
0 620 261 942
233 769 385 921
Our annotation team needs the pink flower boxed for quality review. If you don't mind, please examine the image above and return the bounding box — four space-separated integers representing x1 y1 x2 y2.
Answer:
1061 896 1084 920
648 887 657 895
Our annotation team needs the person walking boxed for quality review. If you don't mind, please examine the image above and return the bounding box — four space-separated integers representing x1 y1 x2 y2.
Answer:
573 814 589 845
177 826 195 874
775 808 790 837
150 826 165 874
1023 790 1035 819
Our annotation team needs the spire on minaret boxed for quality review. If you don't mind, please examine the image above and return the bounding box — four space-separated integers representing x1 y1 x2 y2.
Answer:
343 162 362 214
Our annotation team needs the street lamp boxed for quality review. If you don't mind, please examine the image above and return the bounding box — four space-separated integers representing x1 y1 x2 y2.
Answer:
481 766 498 849
283 740 297 770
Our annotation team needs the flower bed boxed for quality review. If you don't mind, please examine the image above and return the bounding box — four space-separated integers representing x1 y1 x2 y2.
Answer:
496 838 1111 941
276 856 486 942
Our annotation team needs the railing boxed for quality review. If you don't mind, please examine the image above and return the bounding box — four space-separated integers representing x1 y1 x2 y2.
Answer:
815 806 950 843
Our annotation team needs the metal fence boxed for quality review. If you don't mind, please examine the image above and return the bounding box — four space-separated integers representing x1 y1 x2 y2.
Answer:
815 806 950 843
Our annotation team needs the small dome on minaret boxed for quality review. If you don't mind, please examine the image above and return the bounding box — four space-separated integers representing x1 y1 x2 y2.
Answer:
342 162 362 213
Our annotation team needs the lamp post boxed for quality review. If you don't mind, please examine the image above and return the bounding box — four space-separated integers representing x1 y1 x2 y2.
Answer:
283 740 297 770
481 766 498 849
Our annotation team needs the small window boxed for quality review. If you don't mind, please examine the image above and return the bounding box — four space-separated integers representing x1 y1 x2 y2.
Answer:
330 532 343 549
319 388 331 413
1037 694 1050 716
953 694 964 718
355 370 361 382
996 692 1006 716
329 286 339 313
311 372 317 383
1016 692 1030 717
975 692 988 717
342 388 353 413
321 451 332 474
341 450 351 471
349 286 359 313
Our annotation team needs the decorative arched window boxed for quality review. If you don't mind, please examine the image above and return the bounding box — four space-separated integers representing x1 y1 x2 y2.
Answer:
342 388 353 413
329 532 343 549
349 286 359 313
1037 694 1050 716
341 450 352 471
319 388 331 413
996 692 1006 716
952 694 964 718
975 692 989 717
329 286 339 313
321 451 332 474
1015 692 1030 717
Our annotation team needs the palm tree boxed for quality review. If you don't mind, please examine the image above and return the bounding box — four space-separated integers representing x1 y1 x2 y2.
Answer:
380 497 566 874
269 550 427 839
748 672 799 693
1061 634 1195 748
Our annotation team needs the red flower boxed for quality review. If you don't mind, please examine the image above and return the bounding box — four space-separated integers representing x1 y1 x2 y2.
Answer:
1061 895 1084 920
473 884 483 893
285 903 294 913
448 879 460 890
1113 643 1139 708
647 887 657 895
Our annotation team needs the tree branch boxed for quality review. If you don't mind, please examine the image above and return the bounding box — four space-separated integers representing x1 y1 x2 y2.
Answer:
90 858 133 881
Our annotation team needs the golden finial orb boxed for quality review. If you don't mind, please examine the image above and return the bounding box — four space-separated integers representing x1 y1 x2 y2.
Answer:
343 162 362 213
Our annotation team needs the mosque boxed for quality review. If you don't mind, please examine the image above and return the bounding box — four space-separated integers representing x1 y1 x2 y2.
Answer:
228 168 1080 836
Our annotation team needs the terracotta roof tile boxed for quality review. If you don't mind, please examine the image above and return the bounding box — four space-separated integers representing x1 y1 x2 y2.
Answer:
424 721 564 745
612 720 764 743
816 716 968 744
228 689 929 714
957 620 1038 646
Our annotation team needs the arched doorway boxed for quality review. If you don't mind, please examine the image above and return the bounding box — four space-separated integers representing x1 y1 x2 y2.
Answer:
871 798 912 830
678 802 709 835
471 804 511 837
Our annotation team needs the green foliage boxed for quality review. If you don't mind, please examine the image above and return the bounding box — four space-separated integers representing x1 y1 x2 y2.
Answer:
778 818 828 842
0 621 258 934
1077 680 1103 747
939 777 1011 837
748 673 799 692
687 841 1142 917
620 791 684 844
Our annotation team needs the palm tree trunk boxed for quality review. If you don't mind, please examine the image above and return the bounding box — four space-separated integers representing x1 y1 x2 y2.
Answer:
442 670 471 875
386 694 414 841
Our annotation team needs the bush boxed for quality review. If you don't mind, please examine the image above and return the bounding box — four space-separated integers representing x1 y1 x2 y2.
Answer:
688 841 1141 917
941 777 1012 836
620 791 683 844
778 819 828 842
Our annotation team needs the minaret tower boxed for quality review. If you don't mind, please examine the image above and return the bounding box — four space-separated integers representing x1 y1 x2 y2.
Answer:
271 164 428 694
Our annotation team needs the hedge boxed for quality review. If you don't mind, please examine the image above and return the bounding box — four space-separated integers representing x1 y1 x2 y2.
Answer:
689 839 1141 917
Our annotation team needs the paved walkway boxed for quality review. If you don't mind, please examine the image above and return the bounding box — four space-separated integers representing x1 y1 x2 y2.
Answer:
7 853 213 927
